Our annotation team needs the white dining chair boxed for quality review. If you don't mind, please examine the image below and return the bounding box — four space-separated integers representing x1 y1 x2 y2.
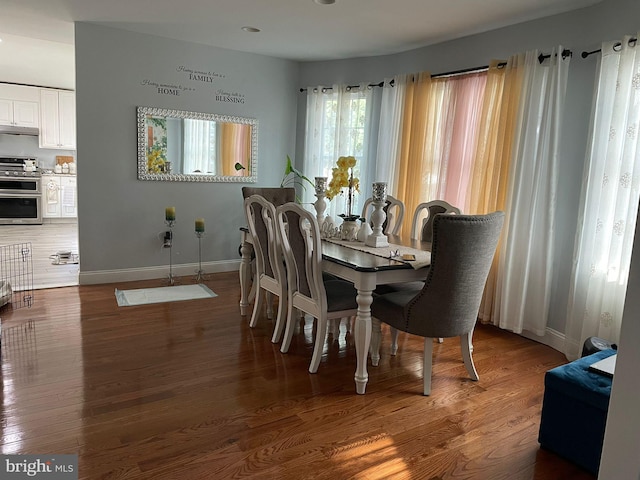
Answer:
244 194 289 343
361 195 405 235
241 186 295 310
276 202 358 373
411 200 461 242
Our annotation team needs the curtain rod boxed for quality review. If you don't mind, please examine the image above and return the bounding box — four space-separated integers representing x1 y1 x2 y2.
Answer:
299 64 496 92
298 48 571 93
582 37 637 58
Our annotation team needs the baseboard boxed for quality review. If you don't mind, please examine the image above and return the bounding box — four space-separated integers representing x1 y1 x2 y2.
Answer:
79 259 241 285
42 217 77 224
521 327 566 354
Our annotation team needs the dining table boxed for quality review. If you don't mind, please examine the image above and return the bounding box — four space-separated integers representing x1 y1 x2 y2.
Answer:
239 226 431 394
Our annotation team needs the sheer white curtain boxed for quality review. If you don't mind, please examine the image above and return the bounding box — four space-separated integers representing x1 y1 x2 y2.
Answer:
565 35 640 359
183 119 216 174
495 47 570 335
302 84 374 220
375 76 406 194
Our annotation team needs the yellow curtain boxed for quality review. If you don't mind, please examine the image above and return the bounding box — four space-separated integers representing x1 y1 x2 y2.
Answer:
470 56 525 324
220 123 251 176
396 72 432 238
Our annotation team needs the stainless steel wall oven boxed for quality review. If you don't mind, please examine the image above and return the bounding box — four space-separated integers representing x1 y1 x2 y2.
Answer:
0 157 42 225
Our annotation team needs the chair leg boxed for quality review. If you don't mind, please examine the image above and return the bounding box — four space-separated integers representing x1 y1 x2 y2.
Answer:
309 317 328 374
280 295 296 354
423 337 434 396
328 318 340 339
248 262 257 303
370 317 382 366
390 327 399 355
461 332 479 381
265 291 274 319
249 286 264 328
271 292 287 344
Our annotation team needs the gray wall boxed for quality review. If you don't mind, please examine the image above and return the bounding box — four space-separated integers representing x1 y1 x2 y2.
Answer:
296 0 640 338
74 23 298 279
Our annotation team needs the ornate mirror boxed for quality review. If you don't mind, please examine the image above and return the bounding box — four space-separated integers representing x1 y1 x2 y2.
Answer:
137 106 257 182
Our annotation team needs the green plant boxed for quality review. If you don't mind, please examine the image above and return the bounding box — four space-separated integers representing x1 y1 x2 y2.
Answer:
280 155 314 203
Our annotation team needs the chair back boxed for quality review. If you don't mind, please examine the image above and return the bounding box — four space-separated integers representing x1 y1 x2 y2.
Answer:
411 200 461 242
361 195 405 235
242 187 295 206
404 212 504 338
276 202 327 318
244 195 285 288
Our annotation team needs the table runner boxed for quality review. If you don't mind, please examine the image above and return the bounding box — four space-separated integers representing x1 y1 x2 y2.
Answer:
324 238 431 269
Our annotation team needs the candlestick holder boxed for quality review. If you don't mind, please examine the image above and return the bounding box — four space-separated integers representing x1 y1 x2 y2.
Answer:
366 182 389 247
313 177 328 227
195 231 206 283
165 219 177 285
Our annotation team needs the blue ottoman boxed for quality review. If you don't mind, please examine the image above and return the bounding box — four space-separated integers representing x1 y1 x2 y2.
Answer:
538 349 615 475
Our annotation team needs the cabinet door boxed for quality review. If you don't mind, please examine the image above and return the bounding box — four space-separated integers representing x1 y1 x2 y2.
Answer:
0 98 12 125
13 101 39 127
58 92 76 149
42 176 62 218
40 89 61 149
60 176 77 217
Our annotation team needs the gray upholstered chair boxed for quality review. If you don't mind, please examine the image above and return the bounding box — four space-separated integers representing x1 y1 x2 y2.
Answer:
244 195 288 343
361 195 405 235
411 200 461 242
242 187 295 207
380 199 461 344
371 211 504 395
276 202 358 373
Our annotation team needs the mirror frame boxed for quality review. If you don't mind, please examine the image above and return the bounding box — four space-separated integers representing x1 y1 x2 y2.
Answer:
137 106 258 183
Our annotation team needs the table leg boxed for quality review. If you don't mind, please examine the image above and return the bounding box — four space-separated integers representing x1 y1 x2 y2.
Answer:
370 317 382 367
354 286 374 394
239 237 252 316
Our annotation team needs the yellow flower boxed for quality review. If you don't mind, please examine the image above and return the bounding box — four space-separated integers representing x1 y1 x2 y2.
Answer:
325 156 359 201
336 155 356 169
147 148 167 174
345 156 357 168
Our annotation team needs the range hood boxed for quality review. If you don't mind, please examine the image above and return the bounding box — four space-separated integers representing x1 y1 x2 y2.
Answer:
0 125 39 136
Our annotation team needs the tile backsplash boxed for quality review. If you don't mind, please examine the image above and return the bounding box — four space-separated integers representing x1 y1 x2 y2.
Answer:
0 133 75 170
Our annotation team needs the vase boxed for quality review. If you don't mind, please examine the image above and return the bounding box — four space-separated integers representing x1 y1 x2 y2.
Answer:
357 219 373 242
341 220 359 241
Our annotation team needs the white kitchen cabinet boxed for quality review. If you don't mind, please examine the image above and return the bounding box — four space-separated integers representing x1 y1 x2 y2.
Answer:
0 98 39 128
39 89 76 149
42 175 77 218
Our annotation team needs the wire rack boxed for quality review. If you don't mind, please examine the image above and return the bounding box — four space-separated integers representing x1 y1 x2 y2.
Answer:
0 242 35 311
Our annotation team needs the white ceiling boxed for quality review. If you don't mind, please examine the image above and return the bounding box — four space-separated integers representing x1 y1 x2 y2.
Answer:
0 0 600 90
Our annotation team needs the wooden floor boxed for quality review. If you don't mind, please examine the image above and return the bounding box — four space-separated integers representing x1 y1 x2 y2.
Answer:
0 272 595 480
1 221 79 290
